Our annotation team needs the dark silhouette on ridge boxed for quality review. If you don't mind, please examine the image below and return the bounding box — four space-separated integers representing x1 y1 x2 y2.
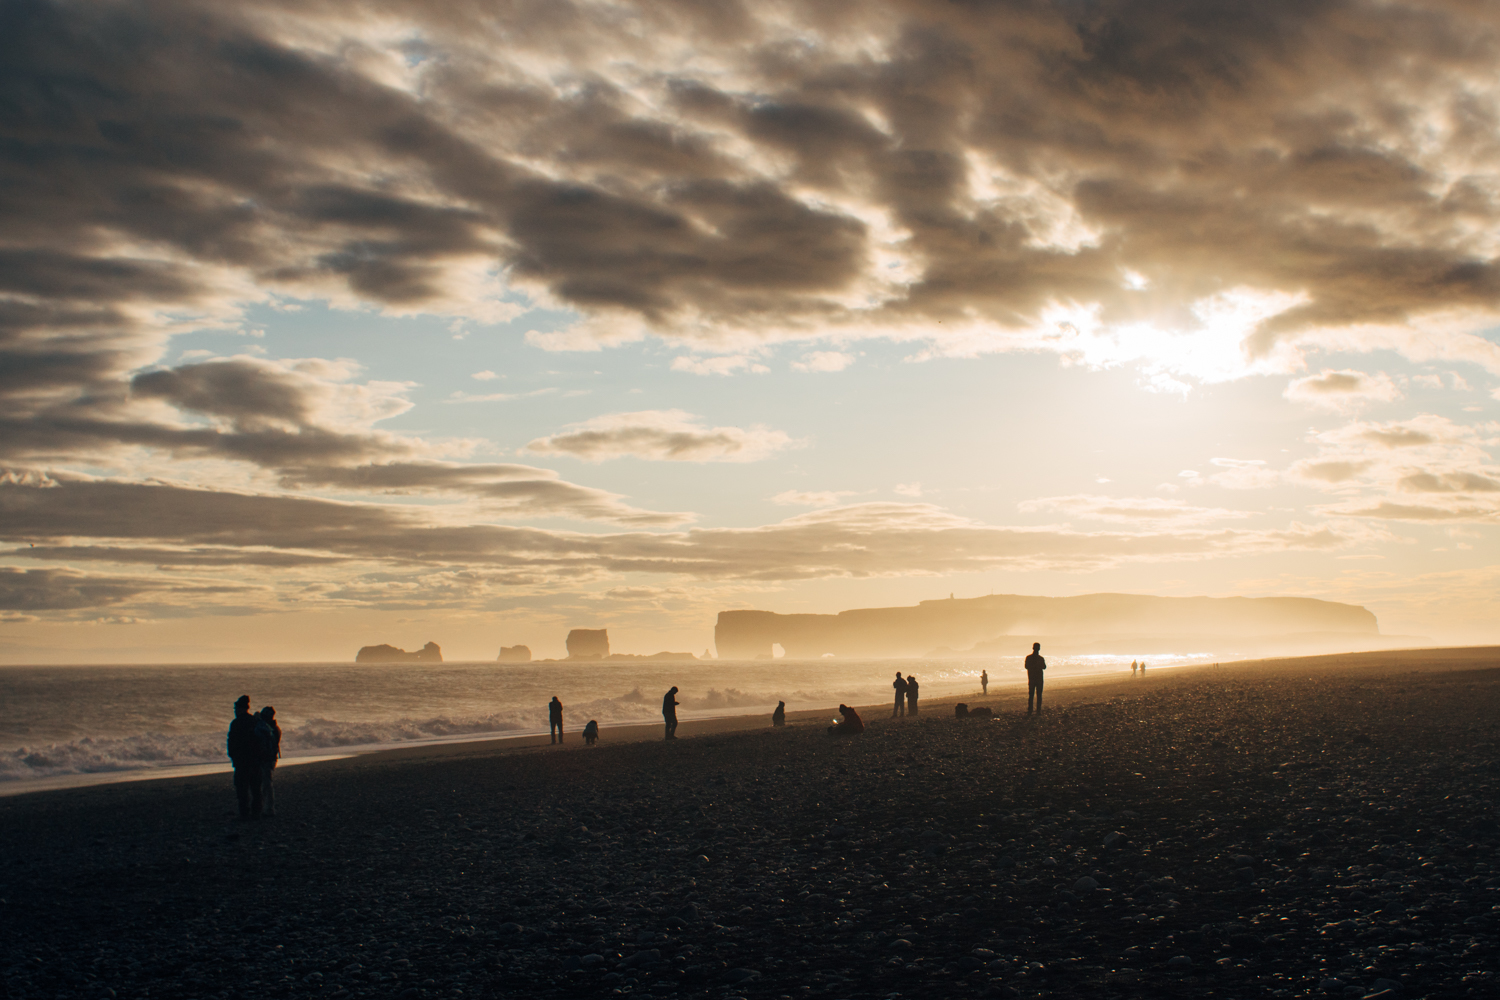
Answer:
226 695 263 819
662 686 679 740
1025 642 1046 713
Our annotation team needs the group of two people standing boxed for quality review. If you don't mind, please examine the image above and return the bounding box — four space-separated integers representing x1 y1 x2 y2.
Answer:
891 672 921 716
226 695 282 819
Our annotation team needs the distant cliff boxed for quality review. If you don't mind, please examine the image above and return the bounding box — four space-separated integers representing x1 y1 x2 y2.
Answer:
497 645 531 663
714 593 1379 659
356 641 443 663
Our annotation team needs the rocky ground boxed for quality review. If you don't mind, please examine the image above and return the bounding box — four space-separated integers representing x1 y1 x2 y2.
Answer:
3 652 1499 1000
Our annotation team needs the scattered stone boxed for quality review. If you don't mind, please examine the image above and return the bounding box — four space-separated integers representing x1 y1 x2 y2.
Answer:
1167 955 1193 969
1073 876 1099 893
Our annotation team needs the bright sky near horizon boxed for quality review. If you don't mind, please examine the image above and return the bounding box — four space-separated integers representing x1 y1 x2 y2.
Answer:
4 0 1500 662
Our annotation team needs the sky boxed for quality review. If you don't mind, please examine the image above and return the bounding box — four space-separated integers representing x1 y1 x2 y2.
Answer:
4 0 1500 663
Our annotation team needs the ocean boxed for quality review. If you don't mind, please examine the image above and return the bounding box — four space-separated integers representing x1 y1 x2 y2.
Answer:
0 653 1209 790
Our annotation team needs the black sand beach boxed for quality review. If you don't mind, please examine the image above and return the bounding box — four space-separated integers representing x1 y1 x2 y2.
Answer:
4 649 1499 999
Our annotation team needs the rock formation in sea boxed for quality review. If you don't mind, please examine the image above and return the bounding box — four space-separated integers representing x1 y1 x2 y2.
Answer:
496 645 532 662
355 641 443 663
604 651 696 661
714 592 1382 659
565 628 609 660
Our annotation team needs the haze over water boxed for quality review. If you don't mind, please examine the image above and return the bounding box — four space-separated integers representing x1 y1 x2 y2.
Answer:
0 654 1208 786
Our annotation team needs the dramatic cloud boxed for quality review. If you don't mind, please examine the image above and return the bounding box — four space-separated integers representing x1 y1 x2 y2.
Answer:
525 411 794 462
5 0 1499 398
278 462 690 525
1290 415 1500 521
1284 370 1402 411
0 478 1373 614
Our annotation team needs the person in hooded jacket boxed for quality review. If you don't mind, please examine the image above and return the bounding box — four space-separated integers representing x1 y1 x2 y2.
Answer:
257 706 282 817
226 695 263 819
827 703 864 735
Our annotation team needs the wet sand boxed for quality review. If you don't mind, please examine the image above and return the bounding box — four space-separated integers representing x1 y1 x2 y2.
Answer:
3 647 1499 999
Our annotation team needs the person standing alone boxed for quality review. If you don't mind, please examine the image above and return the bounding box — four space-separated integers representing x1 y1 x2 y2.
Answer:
1025 642 1046 713
549 696 564 744
226 695 263 819
980 669 989 696
663 686 680 740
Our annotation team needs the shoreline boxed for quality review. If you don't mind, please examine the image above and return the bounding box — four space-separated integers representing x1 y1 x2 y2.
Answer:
3 644 1497 1000
6 644 1495 800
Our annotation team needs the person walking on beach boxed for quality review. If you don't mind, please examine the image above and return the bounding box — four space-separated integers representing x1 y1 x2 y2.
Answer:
980 669 989 696
257 705 281 817
906 675 920 716
549 696 564 744
1130 659 1138 677
226 695 263 819
772 701 786 727
892 672 908 717
663 686 680 740
1025 642 1046 713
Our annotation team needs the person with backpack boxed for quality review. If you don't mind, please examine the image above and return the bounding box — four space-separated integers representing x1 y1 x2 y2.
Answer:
257 706 282 817
226 695 263 819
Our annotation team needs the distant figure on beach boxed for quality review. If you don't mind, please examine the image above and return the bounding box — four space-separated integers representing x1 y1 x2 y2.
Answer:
226 695 263 819
1025 643 1046 713
1140 660 1147 676
892 672 908 717
257 706 281 817
906 675 920 716
980 669 989 696
827 703 865 735
549 696 564 744
663 686 680 740
583 720 599 745
1130 659 1138 676
772 701 786 727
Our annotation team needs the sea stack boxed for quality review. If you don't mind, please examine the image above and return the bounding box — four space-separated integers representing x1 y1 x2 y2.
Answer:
355 641 443 663
566 628 609 660
497 645 532 662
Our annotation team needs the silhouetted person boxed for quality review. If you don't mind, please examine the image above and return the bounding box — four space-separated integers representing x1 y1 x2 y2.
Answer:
1139 660 1147 676
827 703 865 735
663 686 680 740
226 695 263 819
980 669 989 696
583 720 599 745
772 701 786 727
892 672 908 717
257 705 281 817
906 675 920 716
549 696 564 744
1025 642 1046 713
1130 659 1138 676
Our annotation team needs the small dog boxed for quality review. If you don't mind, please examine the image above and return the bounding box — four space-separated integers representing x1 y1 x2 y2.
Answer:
583 720 599 745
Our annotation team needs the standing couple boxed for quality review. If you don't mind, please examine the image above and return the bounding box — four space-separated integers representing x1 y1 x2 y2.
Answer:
226 695 282 819
891 672 920 717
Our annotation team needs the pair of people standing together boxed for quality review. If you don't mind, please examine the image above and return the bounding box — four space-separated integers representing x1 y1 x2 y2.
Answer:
891 672 920 717
226 695 282 819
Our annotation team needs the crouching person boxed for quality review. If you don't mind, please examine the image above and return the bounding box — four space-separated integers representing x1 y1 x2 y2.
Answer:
827 703 864 736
